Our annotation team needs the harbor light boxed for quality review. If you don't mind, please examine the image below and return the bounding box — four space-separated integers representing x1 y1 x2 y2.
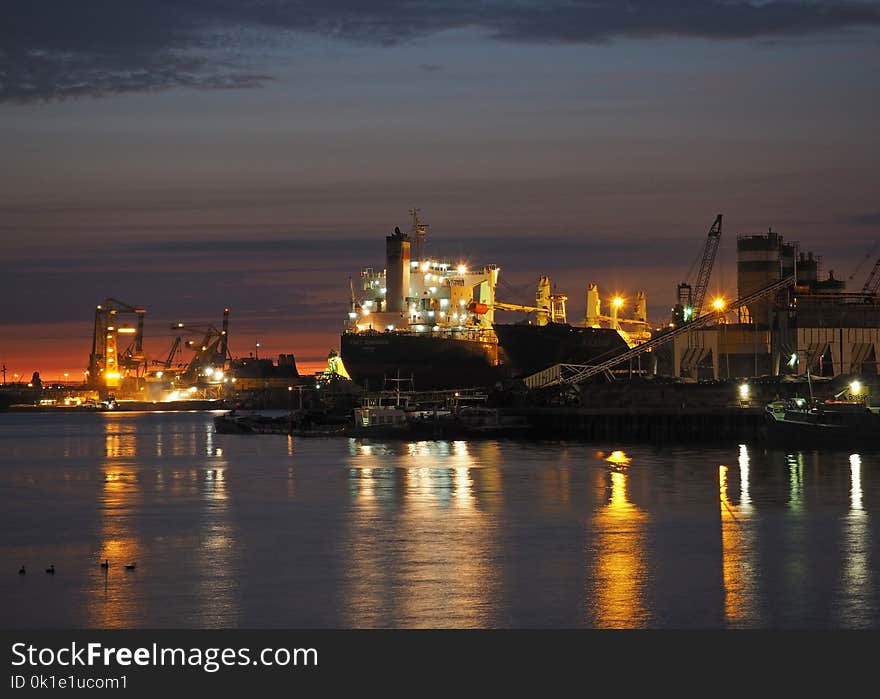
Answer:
738 383 750 400
712 297 726 311
457 264 467 275
850 380 862 396
788 352 798 368
612 296 624 309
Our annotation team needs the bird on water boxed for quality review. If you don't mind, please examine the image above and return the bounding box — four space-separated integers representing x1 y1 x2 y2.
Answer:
45 565 55 574
18 566 25 575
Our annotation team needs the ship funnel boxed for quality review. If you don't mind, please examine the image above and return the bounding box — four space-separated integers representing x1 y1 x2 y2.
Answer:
586 284 601 326
385 226 411 314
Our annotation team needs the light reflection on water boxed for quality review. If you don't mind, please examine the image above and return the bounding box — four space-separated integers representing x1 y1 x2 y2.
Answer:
837 454 874 627
718 444 758 628
589 452 648 628
0 411 878 628
343 439 497 628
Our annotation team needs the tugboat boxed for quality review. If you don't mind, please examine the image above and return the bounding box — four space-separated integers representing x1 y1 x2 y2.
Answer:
765 378 879 446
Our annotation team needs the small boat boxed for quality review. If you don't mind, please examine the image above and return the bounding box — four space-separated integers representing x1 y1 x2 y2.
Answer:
213 410 291 435
765 394 879 446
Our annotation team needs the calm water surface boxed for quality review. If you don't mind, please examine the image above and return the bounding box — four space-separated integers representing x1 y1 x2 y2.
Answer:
1 411 877 628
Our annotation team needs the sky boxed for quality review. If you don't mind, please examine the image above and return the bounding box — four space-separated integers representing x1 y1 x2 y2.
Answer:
1 1 879 380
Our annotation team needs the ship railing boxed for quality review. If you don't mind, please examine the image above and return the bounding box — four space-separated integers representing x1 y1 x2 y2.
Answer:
523 276 796 389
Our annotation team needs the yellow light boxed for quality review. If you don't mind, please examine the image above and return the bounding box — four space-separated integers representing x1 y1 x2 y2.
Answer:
612 296 624 309
105 372 121 380
156 371 163 378
117 327 137 334
605 450 631 466
457 265 467 275
738 383 750 399
850 380 862 396
421 262 430 272
362 308 370 316
712 297 726 311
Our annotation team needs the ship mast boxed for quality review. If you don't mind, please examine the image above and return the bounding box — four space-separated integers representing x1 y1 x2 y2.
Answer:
410 208 428 262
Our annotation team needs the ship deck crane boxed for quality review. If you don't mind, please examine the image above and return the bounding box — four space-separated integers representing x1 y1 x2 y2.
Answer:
525 275 795 388
482 276 567 325
674 214 723 323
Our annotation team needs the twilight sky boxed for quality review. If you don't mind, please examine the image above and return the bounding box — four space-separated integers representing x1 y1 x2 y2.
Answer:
1 1 879 379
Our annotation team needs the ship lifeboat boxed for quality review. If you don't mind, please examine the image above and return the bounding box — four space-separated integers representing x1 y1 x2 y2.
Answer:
467 301 489 315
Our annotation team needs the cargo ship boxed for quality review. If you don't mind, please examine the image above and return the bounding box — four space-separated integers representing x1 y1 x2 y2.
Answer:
492 322 630 377
493 282 651 377
341 211 504 390
340 211 651 389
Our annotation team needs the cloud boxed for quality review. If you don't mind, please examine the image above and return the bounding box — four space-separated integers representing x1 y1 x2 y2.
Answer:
848 212 880 225
3 1 880 103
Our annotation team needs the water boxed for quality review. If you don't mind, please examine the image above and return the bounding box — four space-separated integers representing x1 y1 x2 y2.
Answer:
0 411 877 629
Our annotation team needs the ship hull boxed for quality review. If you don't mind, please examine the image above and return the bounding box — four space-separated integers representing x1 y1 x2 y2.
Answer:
493 322 630 377
765 405 880 447
341 331 502 390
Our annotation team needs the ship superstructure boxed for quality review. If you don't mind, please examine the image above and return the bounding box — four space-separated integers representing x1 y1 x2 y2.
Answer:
348 209 500 339
342 210 504 389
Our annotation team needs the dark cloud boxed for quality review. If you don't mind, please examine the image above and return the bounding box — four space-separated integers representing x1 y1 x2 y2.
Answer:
849 212 880 225
2 1 879 103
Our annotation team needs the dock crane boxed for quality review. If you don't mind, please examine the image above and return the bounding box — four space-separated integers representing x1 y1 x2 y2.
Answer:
87 298 146 388
171 308 230 383
673 214 723 323
862 257 880 295
152 337 183 369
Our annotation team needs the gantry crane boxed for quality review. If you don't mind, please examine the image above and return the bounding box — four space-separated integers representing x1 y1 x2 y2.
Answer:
152 337 183 370
171 308 230 382
87 298 146 388
673 214 723 323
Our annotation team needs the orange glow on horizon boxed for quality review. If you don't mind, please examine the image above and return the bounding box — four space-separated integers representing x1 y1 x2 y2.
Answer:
0 320 336 381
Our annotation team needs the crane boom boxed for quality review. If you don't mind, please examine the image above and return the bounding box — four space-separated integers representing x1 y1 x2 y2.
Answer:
691 214 722 318
863 257 880 295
